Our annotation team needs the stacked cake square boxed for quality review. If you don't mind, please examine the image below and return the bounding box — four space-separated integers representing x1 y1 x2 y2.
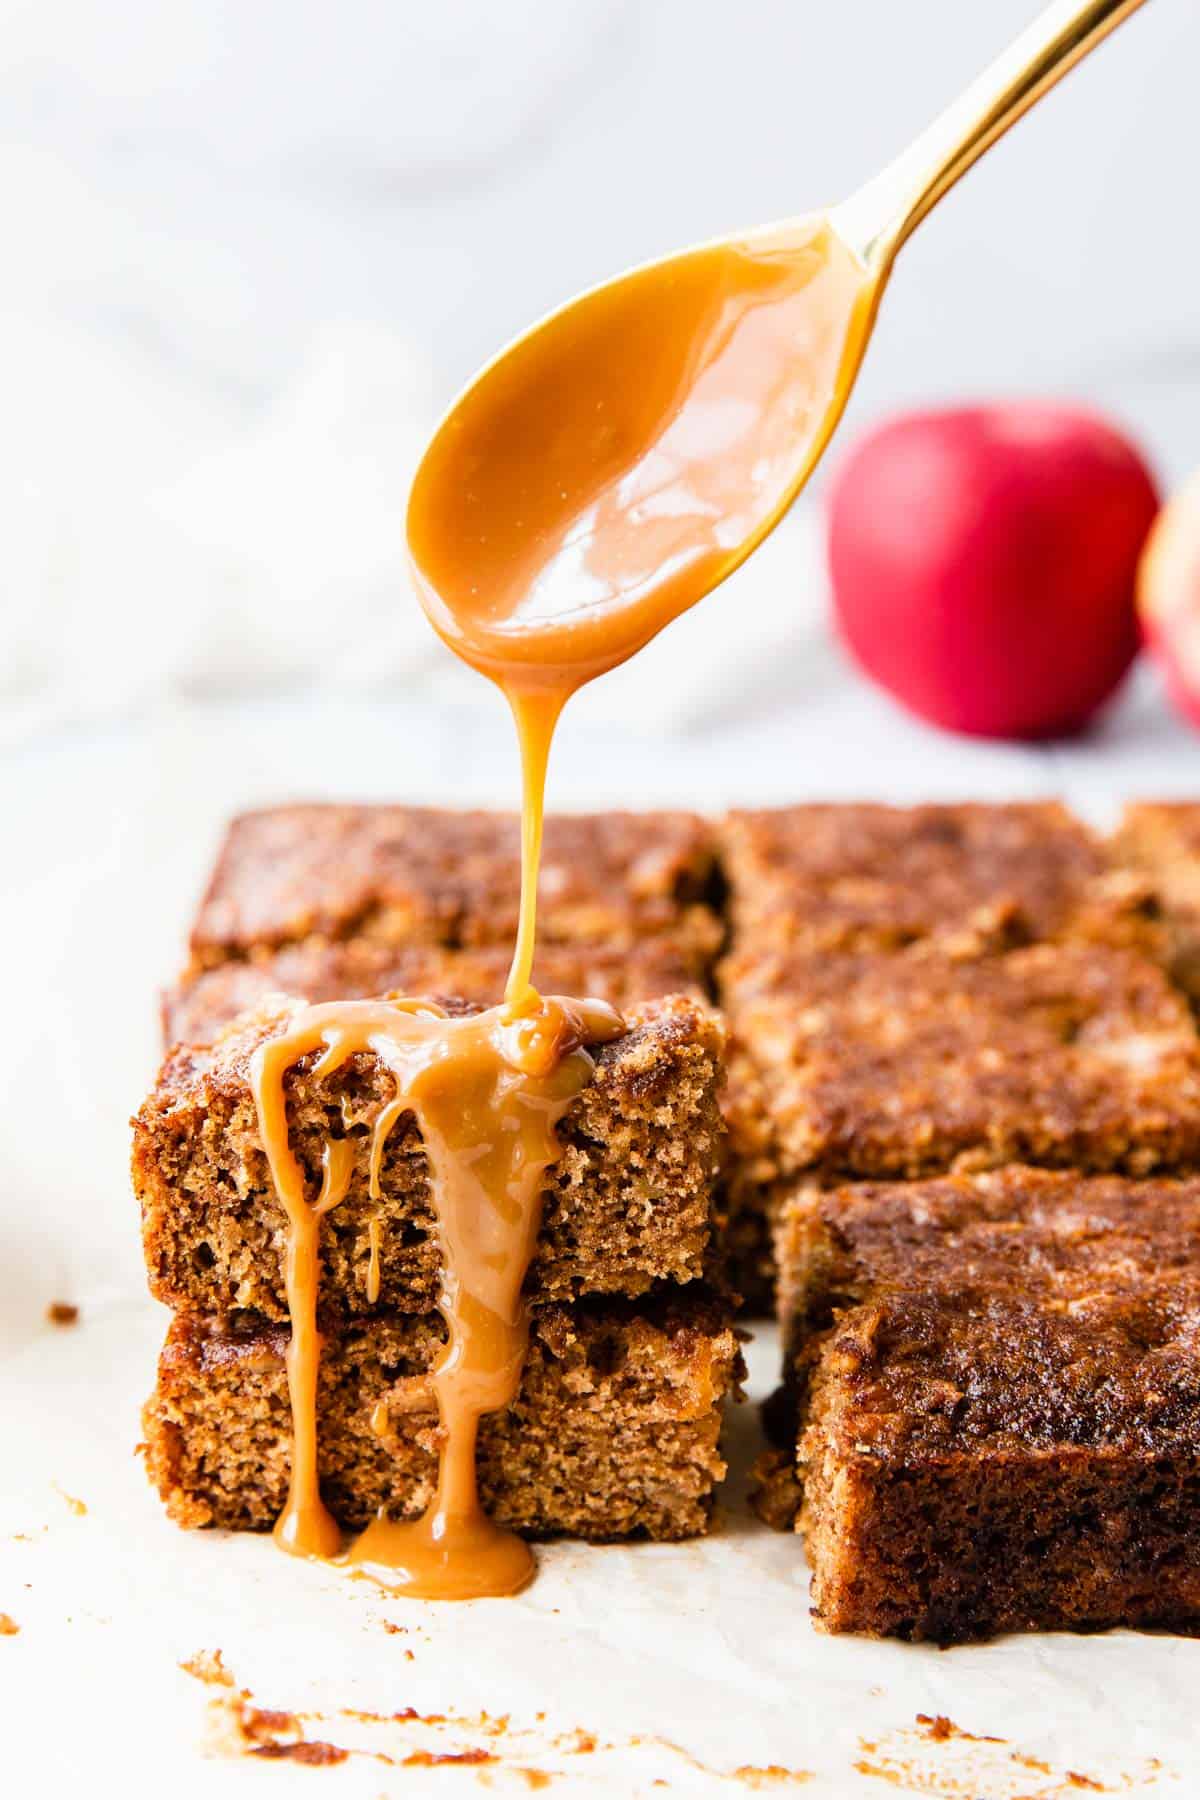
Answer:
134 806 741 1543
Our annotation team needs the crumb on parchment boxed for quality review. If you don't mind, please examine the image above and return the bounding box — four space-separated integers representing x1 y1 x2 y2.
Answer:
179 1649 234 1687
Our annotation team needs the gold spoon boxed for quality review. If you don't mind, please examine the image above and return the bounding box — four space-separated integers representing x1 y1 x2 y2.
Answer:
408 0 1148 697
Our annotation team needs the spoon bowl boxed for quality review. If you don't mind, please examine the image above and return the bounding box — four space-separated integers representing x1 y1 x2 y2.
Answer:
408 216 875 692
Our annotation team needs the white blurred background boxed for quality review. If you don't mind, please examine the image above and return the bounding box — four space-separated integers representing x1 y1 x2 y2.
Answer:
1 0 1197 741
2 0 1200 1305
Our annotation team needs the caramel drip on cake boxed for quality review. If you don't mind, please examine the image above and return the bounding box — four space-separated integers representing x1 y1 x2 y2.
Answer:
250 992 621 1598
366 1214 383 1306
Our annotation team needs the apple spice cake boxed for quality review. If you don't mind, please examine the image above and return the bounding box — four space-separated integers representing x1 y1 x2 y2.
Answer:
145 1290 741 1542
759 1168 1200 1642
139 793 1200 1567
135 993 726 1321
719 801 1161 959
139 805 739 1546
721 939 1200 1184
716 935 1200 1306
713 800 1174 1302
187 804 723 976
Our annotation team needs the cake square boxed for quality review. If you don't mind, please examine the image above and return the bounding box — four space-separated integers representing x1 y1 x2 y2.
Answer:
721 940 1200 1184
188 804 722 975
134 994 727 1321
764 1167 1200 1641
143 1292 742 1542
721 801 1158 957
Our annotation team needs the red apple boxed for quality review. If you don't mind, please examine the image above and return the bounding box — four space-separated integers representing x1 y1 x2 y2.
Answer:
1138 467 1200 730
827 403 1160 739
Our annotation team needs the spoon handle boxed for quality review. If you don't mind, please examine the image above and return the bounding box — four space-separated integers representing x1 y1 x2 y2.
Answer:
833 0 1148 270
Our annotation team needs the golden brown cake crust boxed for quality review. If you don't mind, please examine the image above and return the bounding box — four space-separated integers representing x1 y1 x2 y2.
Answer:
143 1292 742 1541
134 993 727 1321
770 1169 1200 1642
722 801 1159 957
188 804 722 974
774 1165 1200 1354
712 801 1174 1301
720 941 1200 1183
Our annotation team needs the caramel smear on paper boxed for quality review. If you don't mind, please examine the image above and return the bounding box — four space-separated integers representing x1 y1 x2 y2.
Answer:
181 1654 813 1789
855 1715 1168 1797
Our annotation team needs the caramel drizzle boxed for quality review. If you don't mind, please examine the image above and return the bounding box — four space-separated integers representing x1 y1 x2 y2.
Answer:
504 687 566 1014
366 1215 383 1307
250 992 621 1598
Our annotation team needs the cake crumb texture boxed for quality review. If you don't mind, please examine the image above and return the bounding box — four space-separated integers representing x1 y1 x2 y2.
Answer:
135 995 726 1321
144 1294 742 1542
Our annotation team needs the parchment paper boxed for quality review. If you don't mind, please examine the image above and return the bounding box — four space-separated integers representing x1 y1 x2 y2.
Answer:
4 687 1199 1797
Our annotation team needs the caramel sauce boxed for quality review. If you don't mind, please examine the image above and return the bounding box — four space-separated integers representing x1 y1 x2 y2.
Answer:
251 993 620 1595
408 220 871 696
249 215 869 1599
366 1214 383 1306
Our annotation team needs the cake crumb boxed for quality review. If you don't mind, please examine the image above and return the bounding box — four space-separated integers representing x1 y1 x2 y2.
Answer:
734 1768 812 1788
855 1722 1160 1796
403 1748 496 1767
242 1706 300 1740
46 1302 79 1326
915 1714 1003 1746
53 1486 87 1517
253 1740 348 1765
0 1614 19 1635
180 1649 234 1688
